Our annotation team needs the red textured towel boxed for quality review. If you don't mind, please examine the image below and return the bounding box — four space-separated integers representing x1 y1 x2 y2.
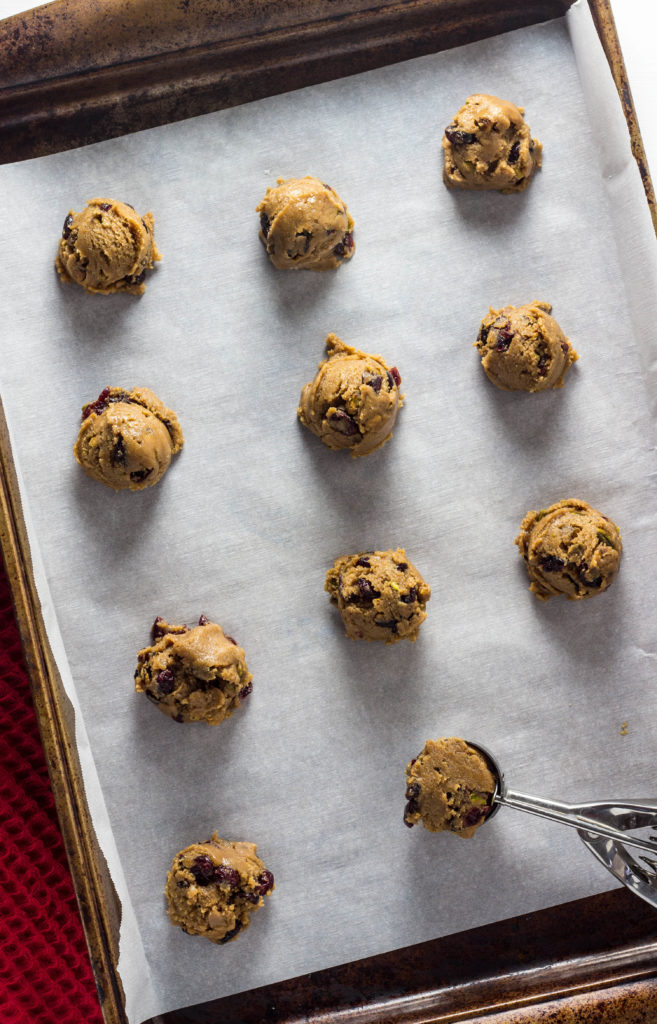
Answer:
0 554 104 1024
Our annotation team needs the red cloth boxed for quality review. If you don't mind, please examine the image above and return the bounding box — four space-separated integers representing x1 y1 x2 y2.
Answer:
0 555 104 1023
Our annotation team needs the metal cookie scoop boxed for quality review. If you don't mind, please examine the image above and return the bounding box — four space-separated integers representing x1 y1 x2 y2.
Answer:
468 741 657 910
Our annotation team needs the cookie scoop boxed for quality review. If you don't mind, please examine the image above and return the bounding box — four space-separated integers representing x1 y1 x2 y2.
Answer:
74 386 184 491
515 498 622 600
325 548 430 643
442 94 542 192
165 833 274 943
298 333 403 456
135 615 252 724
404 737 496 837
475 301 578 392
256 176 354 270
56 197 160 294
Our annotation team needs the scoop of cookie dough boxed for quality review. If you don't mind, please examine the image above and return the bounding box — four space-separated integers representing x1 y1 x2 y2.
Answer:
56 197 160 294
515 498 622 601
475 301 578 392
165 833 274 943
74 386 183 491
256 176 354 270
404 737 496 837
442 94 542 192
298 333 403 457
135 615 253 724
325 548 430 643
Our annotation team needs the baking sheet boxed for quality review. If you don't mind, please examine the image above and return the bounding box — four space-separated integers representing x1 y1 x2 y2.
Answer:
2 3 657 1021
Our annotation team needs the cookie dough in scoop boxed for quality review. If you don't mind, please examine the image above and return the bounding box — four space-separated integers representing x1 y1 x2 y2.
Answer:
256 176 354 270
74 386 183 491
325 548 430 643
56 197 160 294
165 833 274 943
515 498 622 601
298 333 403 457
404 737 496 837
442 94 542 192
475 301 578 392
135 616 253 724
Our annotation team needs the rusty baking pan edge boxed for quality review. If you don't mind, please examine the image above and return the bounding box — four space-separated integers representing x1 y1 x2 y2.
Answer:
0 398 129 1024
0 0 572 162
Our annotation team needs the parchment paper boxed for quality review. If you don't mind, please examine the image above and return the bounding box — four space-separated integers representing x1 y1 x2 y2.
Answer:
2 4 657 1021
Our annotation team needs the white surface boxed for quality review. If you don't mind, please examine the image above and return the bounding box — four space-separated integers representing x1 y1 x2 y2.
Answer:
1 3 657 1024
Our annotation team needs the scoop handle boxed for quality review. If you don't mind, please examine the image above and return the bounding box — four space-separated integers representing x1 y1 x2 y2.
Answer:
498 788 657 854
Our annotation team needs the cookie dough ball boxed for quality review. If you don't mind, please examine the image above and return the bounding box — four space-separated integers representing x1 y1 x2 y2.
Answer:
298 333 403 457
74 386 184 491
475 301 578 392
56 197 160 294
404 738 496 837
256 176 354 270
442 94 542 192
135 616 253 724
165 833 274 943
325 548 430 643
515 498 622 601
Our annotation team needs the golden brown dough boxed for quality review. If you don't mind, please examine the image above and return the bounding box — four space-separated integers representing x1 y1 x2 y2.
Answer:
325 548 430 643
256 176 354 270
442 95 541 192
56 197 160 294
74 386 184 491
515 499 622 601
475 301 578 392
135 616 252 724
165 833 274 943
298 334 403 457
404 737 496 837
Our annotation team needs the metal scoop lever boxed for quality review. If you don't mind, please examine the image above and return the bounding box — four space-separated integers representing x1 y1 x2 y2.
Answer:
468 741 657 909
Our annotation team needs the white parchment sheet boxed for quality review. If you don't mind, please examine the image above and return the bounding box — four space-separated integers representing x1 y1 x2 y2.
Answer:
2 3 657 1020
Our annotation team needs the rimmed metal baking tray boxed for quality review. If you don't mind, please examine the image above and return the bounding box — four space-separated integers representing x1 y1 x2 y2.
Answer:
1 1 656 1020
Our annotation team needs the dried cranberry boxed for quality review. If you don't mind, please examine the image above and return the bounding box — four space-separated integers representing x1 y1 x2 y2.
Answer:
396 563 408 572
156 669 175 694
152 616 168 639
403 798 419 826
127 269 146 286
463 806 487 828
375 619 398 633
260 212 271 237
508 140 520 165
445 125 477 146
238 682 253 700
99 202 112 211
540 555 565 572
254 869 274 895
495 327 514 352
400 586 418 604
130 468 152 483
220 921 243 944
405 781 420 800
561 341 570 354
110 436 126 467
362 373 383 394
356 577 378 602
191 855 215 885
355 557 371 568
295 229 312 252
81 387 111 420
215 865 240 888
198 615 209 626
329 409 359 436
388 366 402 387
478 323 491 346
537 354 550 377
62 214 74 239
225 635 237 645
333 232 354 258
